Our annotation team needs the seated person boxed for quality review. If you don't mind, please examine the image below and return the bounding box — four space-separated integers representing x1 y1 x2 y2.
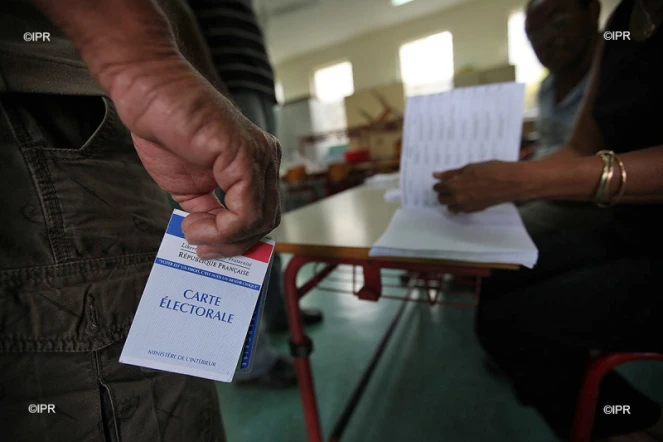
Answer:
518 0 615 238
433 0 663 440
531 0 597 162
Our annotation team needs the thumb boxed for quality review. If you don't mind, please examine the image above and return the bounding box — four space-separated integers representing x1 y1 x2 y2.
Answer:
433 168 463 181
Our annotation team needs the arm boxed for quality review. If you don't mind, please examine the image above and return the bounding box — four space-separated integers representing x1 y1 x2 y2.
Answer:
34 0 182 99
33 0 281 257
523 147 663 203
33 0 213 145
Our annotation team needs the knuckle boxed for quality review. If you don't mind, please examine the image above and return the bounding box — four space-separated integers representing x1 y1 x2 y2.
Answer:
272 210 282 229
266 134 282 163
248 209 263 229
268 132 281 148
262 131 278 147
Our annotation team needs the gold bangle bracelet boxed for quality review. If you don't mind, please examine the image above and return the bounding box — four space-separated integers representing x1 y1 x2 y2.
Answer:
603 154 627 207
595 151 609 202
595 150 615 207
613 155 627 202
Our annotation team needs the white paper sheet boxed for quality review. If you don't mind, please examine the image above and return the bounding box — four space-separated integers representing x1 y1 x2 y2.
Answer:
370 83 538 267
370 206 538 268
400 83 525 209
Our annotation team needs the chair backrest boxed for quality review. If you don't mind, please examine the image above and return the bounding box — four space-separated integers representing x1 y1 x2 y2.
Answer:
327 162 350 182
285 165 307 184
572 352 663 442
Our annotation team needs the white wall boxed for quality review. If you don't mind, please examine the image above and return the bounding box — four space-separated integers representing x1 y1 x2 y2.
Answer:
274 0 620 102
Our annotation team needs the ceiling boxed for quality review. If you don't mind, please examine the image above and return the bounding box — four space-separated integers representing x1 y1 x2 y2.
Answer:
253 0 475 64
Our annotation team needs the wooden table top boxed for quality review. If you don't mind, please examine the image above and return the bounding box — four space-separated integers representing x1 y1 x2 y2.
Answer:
272 184 519 270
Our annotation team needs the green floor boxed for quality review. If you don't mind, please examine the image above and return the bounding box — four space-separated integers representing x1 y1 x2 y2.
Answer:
216 257 663 442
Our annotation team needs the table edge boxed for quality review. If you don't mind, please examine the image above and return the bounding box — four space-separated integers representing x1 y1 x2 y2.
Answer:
275 243 520 270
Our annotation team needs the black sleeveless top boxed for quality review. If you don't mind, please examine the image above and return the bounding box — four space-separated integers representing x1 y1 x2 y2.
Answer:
592 0 663 229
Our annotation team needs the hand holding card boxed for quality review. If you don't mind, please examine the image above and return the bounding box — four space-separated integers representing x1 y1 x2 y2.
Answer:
120 209 275 382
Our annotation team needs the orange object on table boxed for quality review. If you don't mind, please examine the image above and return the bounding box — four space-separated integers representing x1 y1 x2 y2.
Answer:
327 162 350 182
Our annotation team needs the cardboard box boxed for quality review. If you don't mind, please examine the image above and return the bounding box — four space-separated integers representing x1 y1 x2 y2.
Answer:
367 130 402 161
344 82 405 129
453 64 516 87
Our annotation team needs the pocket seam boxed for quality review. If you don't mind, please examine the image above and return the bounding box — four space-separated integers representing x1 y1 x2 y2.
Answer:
0 97 72 263
39 97 118 159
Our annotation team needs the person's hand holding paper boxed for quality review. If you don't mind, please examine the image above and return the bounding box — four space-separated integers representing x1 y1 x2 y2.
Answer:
371 83 538 268
432 160 529 213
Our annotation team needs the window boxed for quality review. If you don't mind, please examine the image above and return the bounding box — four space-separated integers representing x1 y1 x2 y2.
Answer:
508 10 544 84
508 10 546 116
275 82 284 104
313 61 355 102
399 31 454 96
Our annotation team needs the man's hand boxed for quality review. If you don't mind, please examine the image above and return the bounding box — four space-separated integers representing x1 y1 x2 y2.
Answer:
122 62 281 259
433 161 530 213
33 0 282 259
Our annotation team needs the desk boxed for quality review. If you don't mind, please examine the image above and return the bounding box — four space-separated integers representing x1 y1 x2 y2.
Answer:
272 185 518 442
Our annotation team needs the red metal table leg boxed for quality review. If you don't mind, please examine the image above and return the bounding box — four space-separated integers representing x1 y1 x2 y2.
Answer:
284 255 323 442
283 256 491 441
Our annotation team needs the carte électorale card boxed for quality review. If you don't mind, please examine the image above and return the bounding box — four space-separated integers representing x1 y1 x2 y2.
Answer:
120 209 275 382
